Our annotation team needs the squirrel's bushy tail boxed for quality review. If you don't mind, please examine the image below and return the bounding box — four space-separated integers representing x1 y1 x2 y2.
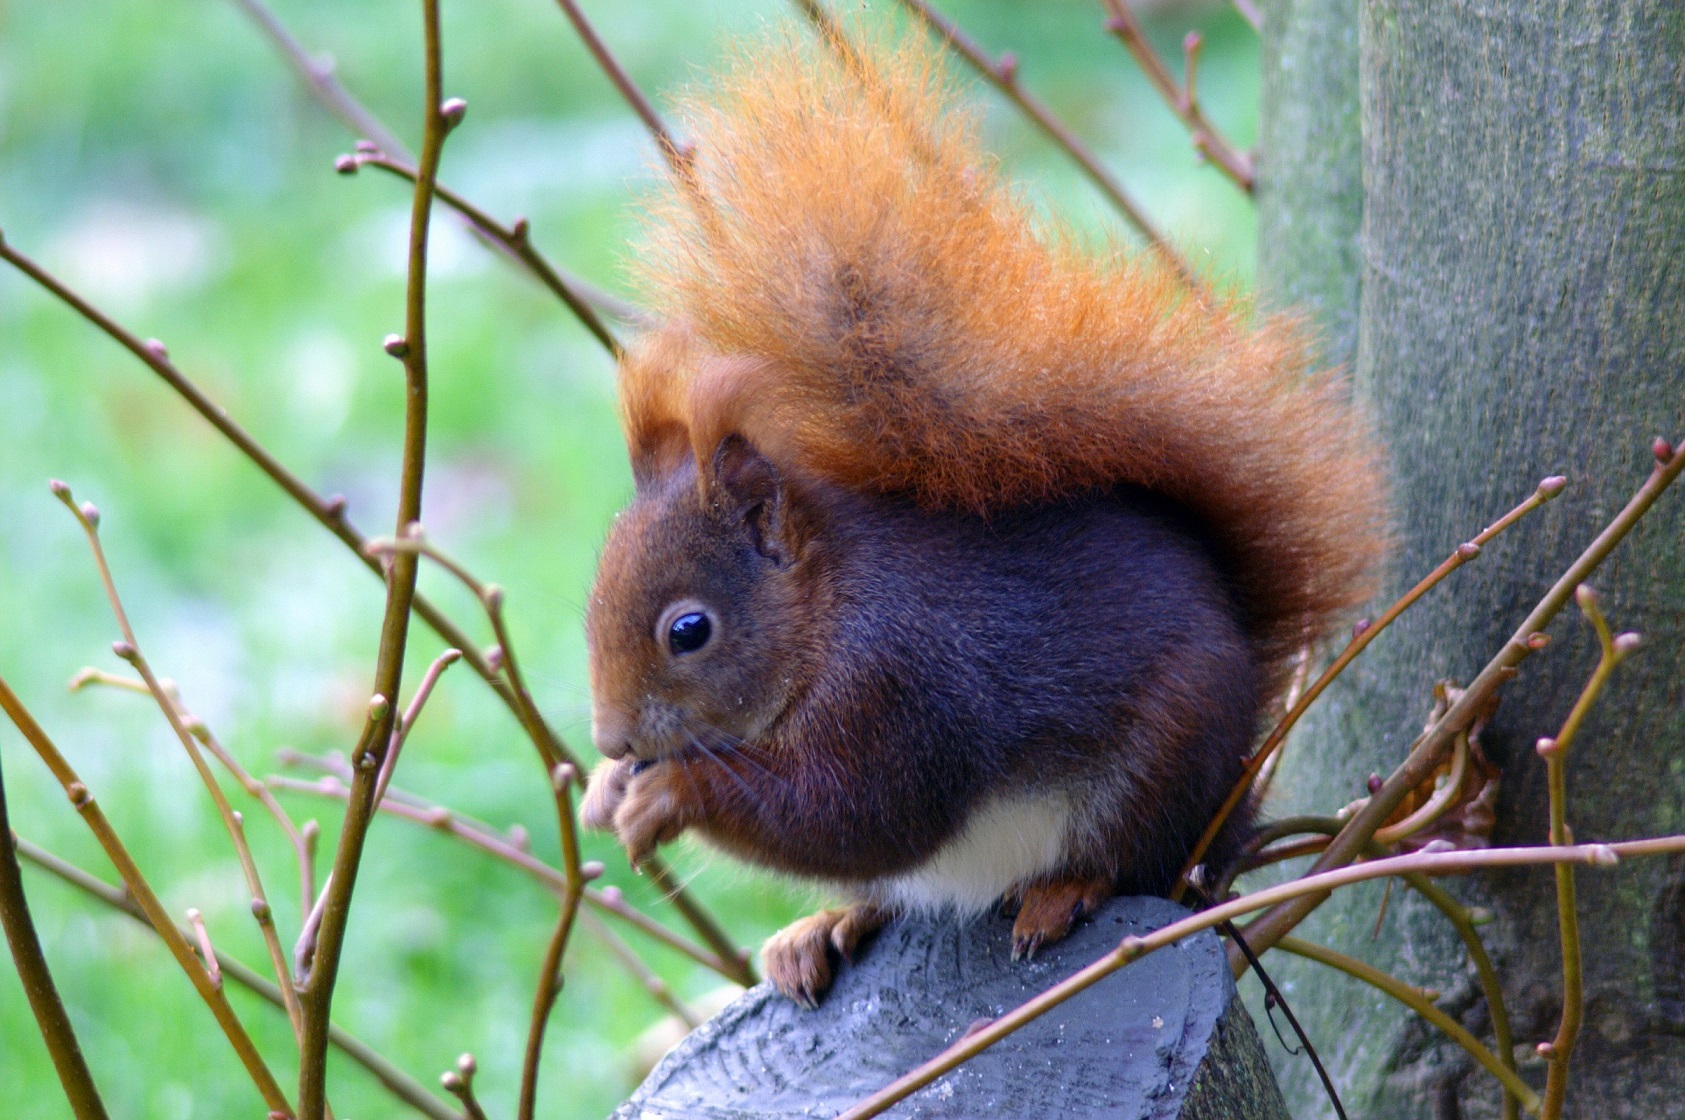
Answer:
626 24 1387 684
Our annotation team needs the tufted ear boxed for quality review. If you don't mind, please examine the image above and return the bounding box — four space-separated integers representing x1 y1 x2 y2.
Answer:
711 435 804 567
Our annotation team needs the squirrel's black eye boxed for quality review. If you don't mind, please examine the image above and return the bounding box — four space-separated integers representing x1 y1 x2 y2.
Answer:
667 611 712 655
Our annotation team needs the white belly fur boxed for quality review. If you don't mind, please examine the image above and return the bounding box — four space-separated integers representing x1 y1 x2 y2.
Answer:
863 789 1073 915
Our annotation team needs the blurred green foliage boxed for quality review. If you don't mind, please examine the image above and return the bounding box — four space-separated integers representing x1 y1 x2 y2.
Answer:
0 0 1258 1115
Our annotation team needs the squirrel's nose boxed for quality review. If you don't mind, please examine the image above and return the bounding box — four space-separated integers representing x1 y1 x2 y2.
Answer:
591 707 636 760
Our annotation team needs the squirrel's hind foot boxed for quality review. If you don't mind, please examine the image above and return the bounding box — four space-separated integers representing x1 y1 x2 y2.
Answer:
1005 876 1113 961
763 903 889 1008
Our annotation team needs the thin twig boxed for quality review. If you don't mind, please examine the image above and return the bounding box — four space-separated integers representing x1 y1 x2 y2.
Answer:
0 234 553 757
580 909 704 1028
881 0 1199 289
517 764 592 1120
1275 937 1540 1113
1175 475 1564 900
267 773 738 979
14 838 461 1120
1234 443 1680 965
227 0 409 157
0 675 293 1115
1536 587 1638 1118
373 648 463 811
1229 0 1262 33
0 750 110 1119
51 484 306 1043
297 2 450 1111
1219 817 1523 1114
340 152 622 352
440 1055 489 1120
71 669 322 920
230 0 640 332
833 837 1671 1120
1225 921 1346 1119
1097 0 1254 191
546 0 693 176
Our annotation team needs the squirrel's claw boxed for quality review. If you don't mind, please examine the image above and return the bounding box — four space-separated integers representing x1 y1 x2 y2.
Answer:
1007 876 1113 961
763 904 889 1007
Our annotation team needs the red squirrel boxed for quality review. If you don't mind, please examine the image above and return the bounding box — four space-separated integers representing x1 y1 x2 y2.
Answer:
579 29 1386 1006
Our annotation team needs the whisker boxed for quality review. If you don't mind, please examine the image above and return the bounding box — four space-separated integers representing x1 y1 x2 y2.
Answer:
686 733 768 809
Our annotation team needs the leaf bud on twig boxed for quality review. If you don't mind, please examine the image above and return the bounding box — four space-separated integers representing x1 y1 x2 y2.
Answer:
143 338 169 361
66 782 90 807
79 501 100 528
510 216 530 243
456 1053 476 1077
1574 583 1599 611
49 479 71 500
250 898 272 923
1535 736 1561 759
382 333 410 359
334 154 359 175
1536 475 1568 500
1654 437 1675 465
1613 631 1643 658
552 762 578 791
355 139 380 155
994 51 1019 85
440 97 468 130
1455 541 1481 561
323 494 347 520
111 641 138 663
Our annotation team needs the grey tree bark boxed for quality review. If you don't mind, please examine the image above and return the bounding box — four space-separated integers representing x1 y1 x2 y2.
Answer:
1254 1 1685 1117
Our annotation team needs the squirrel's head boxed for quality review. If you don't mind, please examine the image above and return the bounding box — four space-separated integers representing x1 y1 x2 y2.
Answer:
586 435 826 764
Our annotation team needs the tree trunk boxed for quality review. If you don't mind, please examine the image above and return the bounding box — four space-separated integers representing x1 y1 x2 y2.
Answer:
1255 1 1685 1116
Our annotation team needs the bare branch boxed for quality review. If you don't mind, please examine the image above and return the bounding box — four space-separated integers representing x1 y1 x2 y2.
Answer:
51 483 305 1044
269 771 740 980
14 838 461 1120
1234 443 1680 964
1536 586 1639 1119
1097 0 1254 192
835 837 1674 1120
546 0 693 177
1274 936 1539 1113
1177 474 1564 899
0 675 293 1115
297 0 452 1109
0 751 109 1119
229 0 639 335
339 151 624 352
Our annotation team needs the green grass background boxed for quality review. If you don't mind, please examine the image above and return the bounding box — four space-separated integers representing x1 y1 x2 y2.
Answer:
0 0 1259 1115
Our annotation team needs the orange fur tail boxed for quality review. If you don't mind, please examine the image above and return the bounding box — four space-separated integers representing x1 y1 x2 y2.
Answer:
624 26 1387 682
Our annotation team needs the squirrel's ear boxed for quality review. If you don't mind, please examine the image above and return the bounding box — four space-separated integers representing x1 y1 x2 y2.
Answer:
711 435 804 567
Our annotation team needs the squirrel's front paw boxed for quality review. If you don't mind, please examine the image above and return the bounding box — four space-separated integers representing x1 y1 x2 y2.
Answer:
609 761 698 867
763 904 888 1008
580 757 635 833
